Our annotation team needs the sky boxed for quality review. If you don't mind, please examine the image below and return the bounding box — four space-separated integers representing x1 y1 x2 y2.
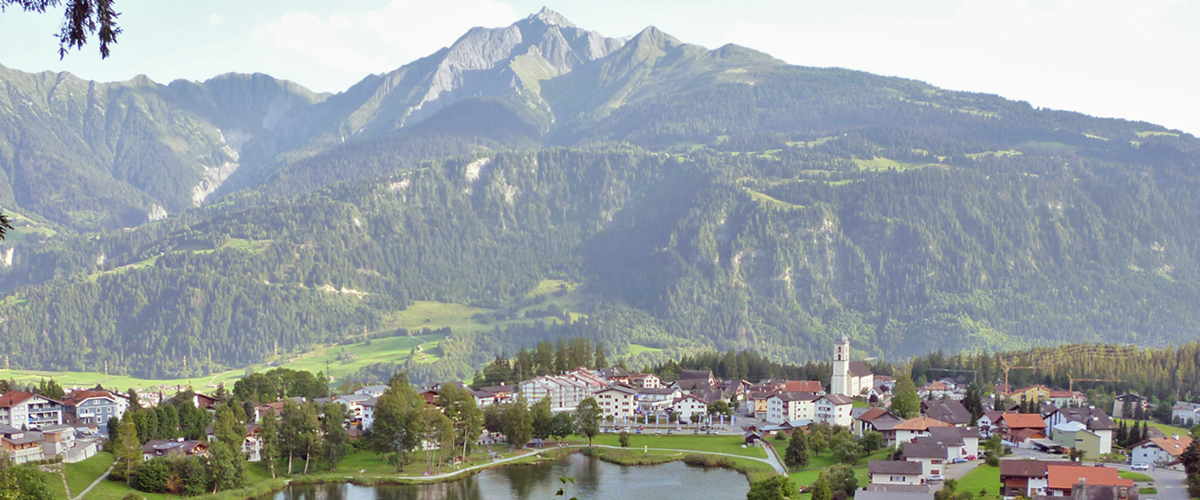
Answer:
0 0 1197 134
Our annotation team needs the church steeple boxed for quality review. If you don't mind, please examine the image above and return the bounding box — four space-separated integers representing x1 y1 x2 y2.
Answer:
831 332 851 396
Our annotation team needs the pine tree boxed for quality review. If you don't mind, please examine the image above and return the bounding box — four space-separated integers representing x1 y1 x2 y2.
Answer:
785 430 810 469
116 418 142 485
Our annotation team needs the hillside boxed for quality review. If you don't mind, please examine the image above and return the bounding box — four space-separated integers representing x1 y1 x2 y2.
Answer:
0 9 1198 383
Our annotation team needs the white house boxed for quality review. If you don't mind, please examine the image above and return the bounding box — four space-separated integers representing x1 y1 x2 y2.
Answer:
672 395 709 424
1043 407 1115 455
766 392 818 424
355 385 390 398
1172 402 1200 427
1131 435 1193 467
629 374 663 389
894 417 953 445
333 393 374 428
519 375 592 413
814 394 855 427
0 391 63 429
868 460 925 485
595 385 638 421
360 397 377 430
901 442 948 479
637 387 682 412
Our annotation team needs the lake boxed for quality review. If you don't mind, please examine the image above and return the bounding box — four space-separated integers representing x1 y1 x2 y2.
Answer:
265 453 750 500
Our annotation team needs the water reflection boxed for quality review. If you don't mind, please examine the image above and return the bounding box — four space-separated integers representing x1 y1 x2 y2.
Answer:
267 453 749 500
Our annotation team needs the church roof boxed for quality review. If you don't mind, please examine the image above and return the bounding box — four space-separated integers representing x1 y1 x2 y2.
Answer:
849 361 873 378
836 332 849 343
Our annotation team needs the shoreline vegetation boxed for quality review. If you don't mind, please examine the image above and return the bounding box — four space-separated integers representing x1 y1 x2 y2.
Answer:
63 437 780 500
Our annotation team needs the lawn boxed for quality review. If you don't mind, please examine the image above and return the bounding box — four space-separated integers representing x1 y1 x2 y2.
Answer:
66 451 116 495
1119 471 1154 482
955 464 1002 500
1114 419 1190 438
786 448 892 499
581 433 767 459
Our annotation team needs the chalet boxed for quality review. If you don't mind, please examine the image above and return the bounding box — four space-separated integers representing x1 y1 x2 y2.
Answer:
716 380 750 401
167 392 218 411
997 413 1046 443
60 389 128 427
636 387 682 412
855 408 905 446
1112 394 1148 419
1001 385 1052 405
205 423 262 462
978 411 1015 438
922 400 973 427
814 394 855 427
1047 391 1087 408
142 439 210 461
923 426 980 459
1000 460 1060 498
477 385 516 405
628 373 662 389
0 424 44 463
749 391 775 420
766 392 819 424
675 370 716 391
901 442 948 479
893 416 952 444
595 385 638 420
333 393 375 427
360 397 377 430
598 367 633 384
1131 434 1193 467
918 381 957 400
0 391 64 429
868 460 925 485
1172 402 1200 426
1044 407 1116 454
1045 465 1132 497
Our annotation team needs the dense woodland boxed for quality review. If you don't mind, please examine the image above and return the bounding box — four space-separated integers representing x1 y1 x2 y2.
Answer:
1 20 1199 380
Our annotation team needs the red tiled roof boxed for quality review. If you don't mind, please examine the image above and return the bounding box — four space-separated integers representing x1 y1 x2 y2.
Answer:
999 413 1046 429
0 391 38 408
894 416 953 431
858 408 888 421
1046 466 1132 490
784 380 823 393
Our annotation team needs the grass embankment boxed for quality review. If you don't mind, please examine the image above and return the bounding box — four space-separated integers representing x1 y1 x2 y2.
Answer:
785 447 893 500
955 464 1002 500
66 451 116 494
1119 471 1154 482
582 433 767 458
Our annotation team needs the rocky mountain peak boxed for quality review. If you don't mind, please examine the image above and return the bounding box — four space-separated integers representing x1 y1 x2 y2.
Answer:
528 7 576 28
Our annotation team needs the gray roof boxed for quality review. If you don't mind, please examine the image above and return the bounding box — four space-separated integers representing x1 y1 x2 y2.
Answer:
849 361 873 378
864 485 932 494
922 400 972 425
869 460 923 475
857 491 935 500
902 443 948 459
2 431 42 445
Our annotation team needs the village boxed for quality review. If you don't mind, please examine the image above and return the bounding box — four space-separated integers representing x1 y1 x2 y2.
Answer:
1 334 1196 500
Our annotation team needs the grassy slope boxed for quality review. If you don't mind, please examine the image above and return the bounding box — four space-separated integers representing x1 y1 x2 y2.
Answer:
955 464 1002 500
1114 419 1190 437
786 448 892 499
66 451 116 495
582 433 767 458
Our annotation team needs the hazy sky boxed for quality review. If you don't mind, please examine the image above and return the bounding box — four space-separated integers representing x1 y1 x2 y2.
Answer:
1 0 1197 134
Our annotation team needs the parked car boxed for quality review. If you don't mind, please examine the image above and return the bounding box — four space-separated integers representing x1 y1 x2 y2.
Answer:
1132 463 1150 471
927 475 945 483
966 455 977 461
951 458 967 464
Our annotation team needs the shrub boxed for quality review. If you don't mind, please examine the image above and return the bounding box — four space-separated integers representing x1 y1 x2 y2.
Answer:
134 458 171 493
985 454 1000 467
123 494 143 500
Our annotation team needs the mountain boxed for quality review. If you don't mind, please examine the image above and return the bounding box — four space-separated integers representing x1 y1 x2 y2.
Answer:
1 9 1199 382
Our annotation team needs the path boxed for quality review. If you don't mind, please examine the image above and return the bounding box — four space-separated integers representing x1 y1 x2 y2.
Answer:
73 463 114 500
583 444 785 474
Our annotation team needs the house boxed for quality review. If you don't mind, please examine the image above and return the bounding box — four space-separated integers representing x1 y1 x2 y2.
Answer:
901 442 948 479
167 392 218 411
1001 385 1052 405
868 460 925 485
354 385 390 398
1000 460 1061 498
0 424 44 464
636 387 681 412
856 408 905 446
1050 421 1103 458
814 394 855 427
1171 402 1200 426
749 391 775 420
675 370 716 391
477 385 516 405
39 424 75 458
744 430 764 446
360 397 377 430
784 381 825 394
519 375 591 413
206 423 263 462
918 381 957 400
1045 465 1132 497
595 385 638 421
997 414 1046 443
926 426 980 459
1044 407 1116 454
628 374 662 389
332 393 374 427
978 411 1015 438
1112 394 1148 419
141 439 210 461
716 380 750 402
1131 434 1193 467
922 400 973 427
1034 482 1139 500
1047 391 1087 408
831 333 874 397
766 392 819 424
60 389 128 427
894 416 952 444
671 394 710 423
862 485 933 496
0 391 64 429
599 367 632 384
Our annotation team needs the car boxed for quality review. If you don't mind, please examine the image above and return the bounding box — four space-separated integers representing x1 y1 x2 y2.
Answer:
927 475 945 483
1132 463 1150 471
951 458 967 464
965 455 977 461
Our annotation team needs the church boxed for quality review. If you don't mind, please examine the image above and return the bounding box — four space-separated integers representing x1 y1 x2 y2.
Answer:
830 333 873 397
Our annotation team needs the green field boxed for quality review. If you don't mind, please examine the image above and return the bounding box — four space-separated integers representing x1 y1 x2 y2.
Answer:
853 156 934 171
627 344 665 356
1137 130 1180 138
66 451 116 496
1120 471 1153 482
955 464 1001 500
1115 419 1190 437
786 447 891 499
582 433 767 459
747 188 804 210
965 150 1023 160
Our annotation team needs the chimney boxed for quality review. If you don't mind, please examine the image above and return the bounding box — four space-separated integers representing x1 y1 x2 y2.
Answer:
1173 434 1180 440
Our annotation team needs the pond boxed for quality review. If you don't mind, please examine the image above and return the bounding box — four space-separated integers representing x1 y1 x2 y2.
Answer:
265 453 750 500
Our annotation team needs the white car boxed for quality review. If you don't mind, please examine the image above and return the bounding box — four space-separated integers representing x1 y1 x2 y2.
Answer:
1132 463 1150 471
927 475 945 483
